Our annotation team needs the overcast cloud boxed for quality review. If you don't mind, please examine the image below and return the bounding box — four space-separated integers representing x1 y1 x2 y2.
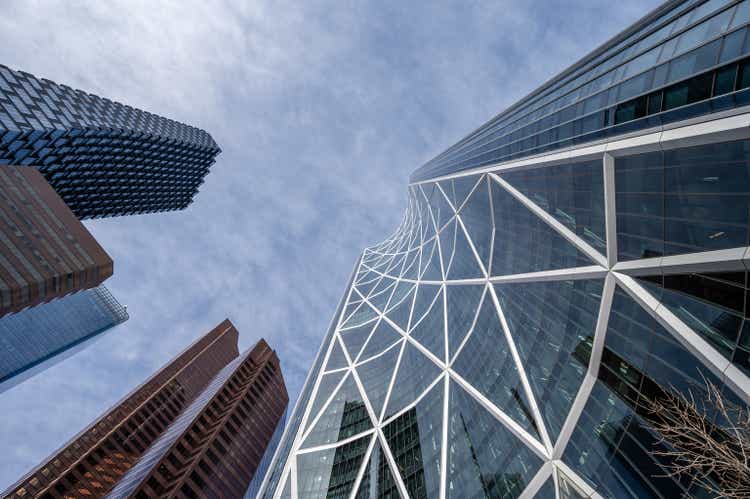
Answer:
0 0 660 488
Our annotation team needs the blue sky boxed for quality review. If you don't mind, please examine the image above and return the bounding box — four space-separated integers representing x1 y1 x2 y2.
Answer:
0 0 659 488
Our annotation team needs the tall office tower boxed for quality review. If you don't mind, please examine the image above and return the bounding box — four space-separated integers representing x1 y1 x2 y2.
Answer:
259 1 750 497
0 164 113 317
4 319 288 499
0 64 220 219
0 285 128 394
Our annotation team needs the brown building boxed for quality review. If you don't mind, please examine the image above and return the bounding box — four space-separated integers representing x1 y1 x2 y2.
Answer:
0 165 113 317
3 319 288 499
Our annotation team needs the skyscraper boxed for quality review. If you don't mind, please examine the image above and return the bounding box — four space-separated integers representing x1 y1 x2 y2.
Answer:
4 319 288 499
0 285 128 394
259 0 750 497
0 164 113 317
0 64 221 219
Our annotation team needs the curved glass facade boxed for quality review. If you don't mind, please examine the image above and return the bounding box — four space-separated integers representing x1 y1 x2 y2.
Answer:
260 1 750 497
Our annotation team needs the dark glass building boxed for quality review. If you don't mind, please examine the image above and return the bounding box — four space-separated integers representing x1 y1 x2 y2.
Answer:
4 319 288 499
259 1 750 498
0 285 128 394
0 64 221 219
0 164 113 317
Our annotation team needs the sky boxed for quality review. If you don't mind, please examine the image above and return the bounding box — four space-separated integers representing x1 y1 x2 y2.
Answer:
0 0 660 489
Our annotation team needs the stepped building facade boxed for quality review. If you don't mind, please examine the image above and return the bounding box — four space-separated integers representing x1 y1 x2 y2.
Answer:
4 320 288 499
259 1 750 497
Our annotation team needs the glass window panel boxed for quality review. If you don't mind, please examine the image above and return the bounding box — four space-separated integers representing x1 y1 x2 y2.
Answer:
500 160 606 252
667 39 721 83
490 180 594 276
340 320 379 361
325 338 349 372
731 0 750 29
459 176 494 270
354 441 400 499
448 222 485 279
410 286 446 361
495 279 603 441
356 341 402 420
447 380 543 499
384 286 414 332
452 294 540 437
305 370 348 432
674 7 733 55
714 64 738 94
359 319 402 361
383 342 442 420
302 375 372 449
408 284 442 332
445 284 486 361
383 383 443 499
719 27 746 63
663 139 750 254
297 434 371 499
637 271 747 367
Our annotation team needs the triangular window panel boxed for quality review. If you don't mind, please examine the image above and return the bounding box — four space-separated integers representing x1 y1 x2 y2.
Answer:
302 374 373 449
447 222 484 279
420 238 443 281
453 174 481 211
305 370 347 432
494 279 603 441
447 380 543 499
499 160 606 253
557 468 589 498
342 300 379 329
490 180 595 277
410 287 446 362
341 321 378 361
446 284 486 361
402 247 422 281
355 276 382 297
297 434 371 498
359 319 402 362
439 219 457 277
369 279 397 313
459 176 494 271
386 281 413 312
385 285 414 332
452 295 540 437
354 440 400 499
384 342 442 420
439 179 457 209
635 272 745 367
355 341 402 420
428 182 456 231
325 337 349 371
383 381 444 499
533 478 556 498
409 284 442 331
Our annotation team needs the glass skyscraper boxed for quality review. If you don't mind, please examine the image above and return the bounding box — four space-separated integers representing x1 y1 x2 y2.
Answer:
259 0 750 497
0 285 128 394
0 64 221 219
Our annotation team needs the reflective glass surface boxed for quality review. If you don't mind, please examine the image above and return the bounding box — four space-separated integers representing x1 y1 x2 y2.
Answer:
495 279 603 440
616 140 750 260
355 441 400 498
491 179 594 276
297 435 371 499
452 294 539 436
303 375 372 449
447 380 543 499
383 383 443 499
